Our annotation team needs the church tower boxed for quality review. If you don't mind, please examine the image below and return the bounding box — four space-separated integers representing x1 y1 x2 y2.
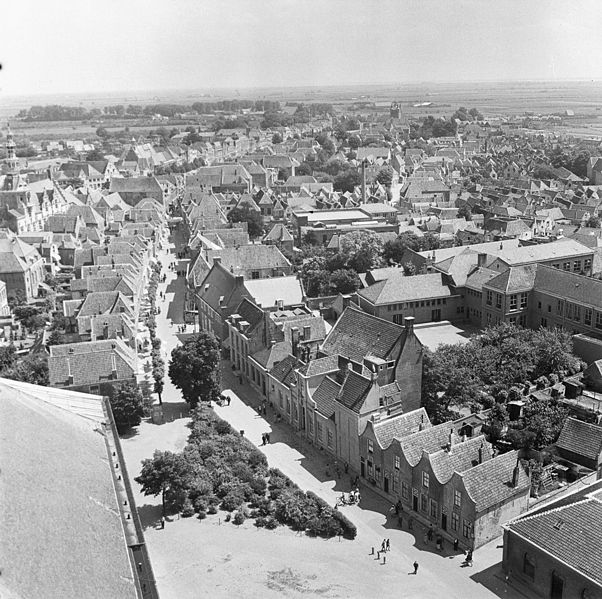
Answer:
4 123 19 174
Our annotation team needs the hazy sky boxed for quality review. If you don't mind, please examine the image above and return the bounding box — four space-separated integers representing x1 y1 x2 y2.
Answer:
1 0 601 96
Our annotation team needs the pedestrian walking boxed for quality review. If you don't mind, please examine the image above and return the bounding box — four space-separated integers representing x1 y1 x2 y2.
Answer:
261 433 266 446
161 517 165 529
436 536 442 551
266 433 271 443
428 525 434 541
381 540 386 553
423 532 428 545
385 539 390 551
344 462 349 474
453 538 459 552
413 561 419 575
226 396 231 406
408 517 413 530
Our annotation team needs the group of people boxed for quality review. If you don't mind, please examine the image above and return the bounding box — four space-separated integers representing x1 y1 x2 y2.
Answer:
261 432 271 445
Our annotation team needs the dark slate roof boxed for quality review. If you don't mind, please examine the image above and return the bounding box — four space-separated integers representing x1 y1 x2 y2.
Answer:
312 376 341 419
358 272 452 305
321 306 404 363
234 298 264 333
269 354 302 387
337 370 372 413
372 408 431 449
461 450 530 512
556 417 602 462
300 355 340 378
507 498 602 586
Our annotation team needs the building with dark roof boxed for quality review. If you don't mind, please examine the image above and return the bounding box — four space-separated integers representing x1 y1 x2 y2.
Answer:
555 417 602 474
503 480 602 599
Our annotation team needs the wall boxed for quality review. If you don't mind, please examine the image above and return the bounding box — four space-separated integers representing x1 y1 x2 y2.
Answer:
395 332 423 413
359 294 463 326
474 489 529 549
503 529 601 599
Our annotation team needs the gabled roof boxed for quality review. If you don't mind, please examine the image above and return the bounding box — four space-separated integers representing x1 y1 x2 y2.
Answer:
370 407 431 449
312 375 341 418
269 354 302 387
428 436 492 484
337 369 373 413
556 417 602 462
461 450 529 512
533 265 602 309
399 421 461 467
321 306 406 363
485 264 538 293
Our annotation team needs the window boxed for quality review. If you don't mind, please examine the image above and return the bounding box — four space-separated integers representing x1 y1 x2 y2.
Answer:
420 493 428 512
566 302 574 320
393 474 399 492
463 519 473 539
375 465 381 480
251 270 260 279
486 290 493 306
538 301 542 310
520 293 528 309
367 460 373 476
585 308 592 326
451 512 459 531
574 261 581 273
556 300 563 315
430 499 438 518
509 294 517 310
422 472 429 488
496 294 502 309
596 312 602 330
563 262 570 271
552 263 559 269
573 305 581 322
454 490 462 508
585 258 592 271
368 439 374 453
393 313 403 325
523 553 535 581
402 481 410 499
308 418 313 435
327 429 333 448
394 455 400 470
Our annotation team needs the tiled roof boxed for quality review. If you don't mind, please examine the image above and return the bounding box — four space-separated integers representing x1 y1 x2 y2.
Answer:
205 245 291 275
465 267 499 291
400 422 461 466
269 354 302 387
197 263 250 313
507 498 602 586
429 436 492 484
77 291 131 318
312 376 341 418
372 407 431 449
485 264 538 292
358 272 452 305
556 417 602 462
321 306 405 363
533 265 602 309
461 450 529 512
301 355 340 378
497 239 591 266
337 370 372 413
234 298 264 332
251 341 291 370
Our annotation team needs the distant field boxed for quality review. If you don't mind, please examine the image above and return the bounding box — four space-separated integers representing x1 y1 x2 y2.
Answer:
3 80 602 140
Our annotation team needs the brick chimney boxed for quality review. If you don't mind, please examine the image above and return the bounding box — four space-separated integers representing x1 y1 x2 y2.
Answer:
404 316 415 332
477 253 487 268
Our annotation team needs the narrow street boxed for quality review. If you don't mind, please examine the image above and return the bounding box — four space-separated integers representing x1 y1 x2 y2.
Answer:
121 224 520 599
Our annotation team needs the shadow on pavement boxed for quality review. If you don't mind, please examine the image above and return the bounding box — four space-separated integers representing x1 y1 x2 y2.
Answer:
159 400 191 423
119 427 140 440
470 562 518 599
137 503 163 531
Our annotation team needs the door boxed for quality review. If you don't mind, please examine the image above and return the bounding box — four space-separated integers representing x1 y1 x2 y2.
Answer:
384 476 389 493
431 308 441 322
441 513 447 531
412 495 418 511
550 572 564 599
360 461 365 477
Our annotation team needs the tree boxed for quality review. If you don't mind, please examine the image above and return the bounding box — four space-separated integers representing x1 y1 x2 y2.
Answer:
533 164 558 180
333 169 361 193
586 215 601 228
108 383 145 432
95 126 110 139
227 206 264 239
1 352 49 386
383 232 421 264
338 230 384 273
86 149 105 161
457 204 472 220
45 330 63 347
483 403 509 444
326 269 361 294
169 332 221 407
375 166 394 188
0 345 16 370
519 397 568 450
272 132 283 144
135 450 190 515
348 135 361 150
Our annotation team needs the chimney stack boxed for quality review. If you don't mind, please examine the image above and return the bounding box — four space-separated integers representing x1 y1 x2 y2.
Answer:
477 253 487 268
478 442 483 464
448 428 454 451
213 255 222 265
404 316 415 332
303 325 311 340
512 458 521 487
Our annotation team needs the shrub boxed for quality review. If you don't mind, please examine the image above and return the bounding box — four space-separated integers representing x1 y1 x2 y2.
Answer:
548 373 559 385
508 386 522 402
333 510 357 539
225 513 231 522
207 504 218 515
254 516 267 528
197 510 207 520
249 476 267 497
221 489 245 512
265 517 279 530
233 510 246 525
535 375 549 390
193 497 208 513
181 498 195 518
215 419 232 435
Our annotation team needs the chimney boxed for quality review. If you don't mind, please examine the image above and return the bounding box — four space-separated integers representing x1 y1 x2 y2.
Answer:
303 325 311 340
478 442 483 464
419 414 425 431
404 316 415 332
277 299 284 310
235 275 244 286
512 458 521 487
213 255 221 265
448 428 454 451
477 253 487 268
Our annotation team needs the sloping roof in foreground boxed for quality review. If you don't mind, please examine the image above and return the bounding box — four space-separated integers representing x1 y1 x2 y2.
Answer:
0 378 137 599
